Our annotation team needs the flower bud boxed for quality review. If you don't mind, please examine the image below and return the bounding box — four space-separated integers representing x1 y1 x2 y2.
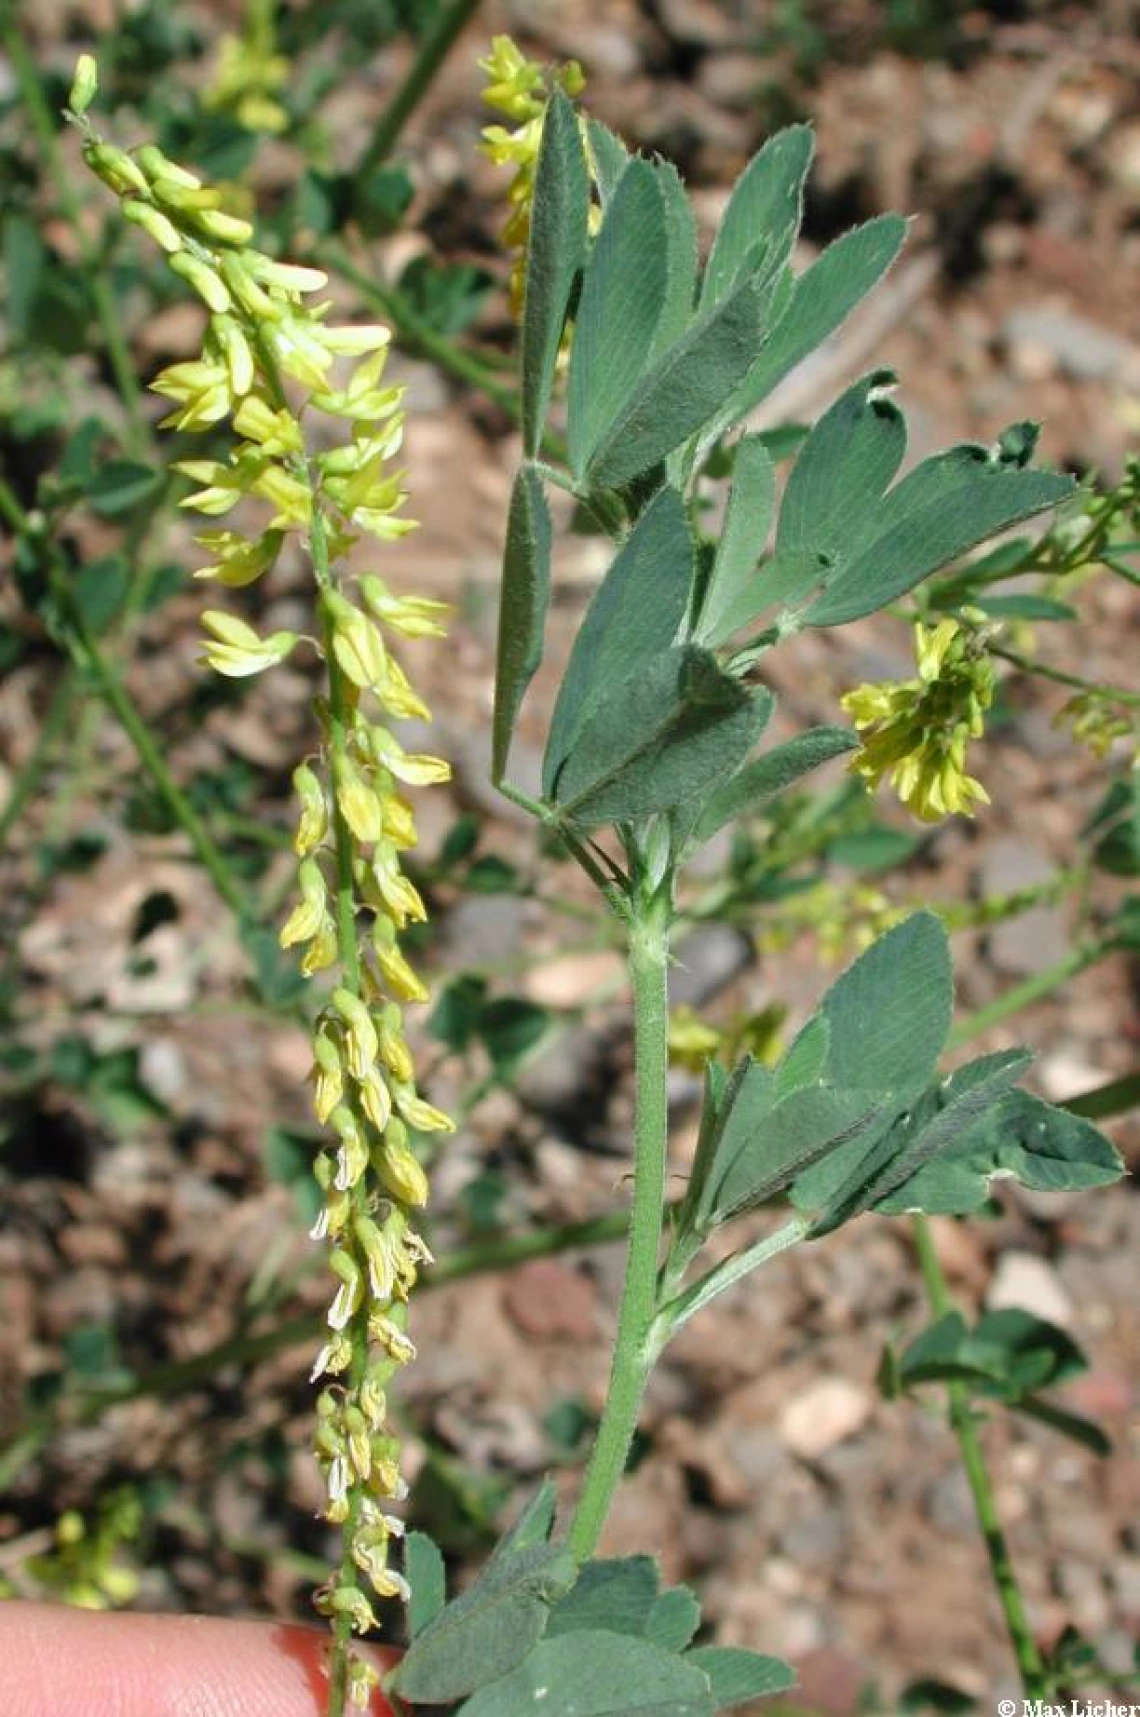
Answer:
68 55 99 116
121 197 182 254
168 250 232 312
83 140 149 195
293 762 329 855
375 1137 430 1207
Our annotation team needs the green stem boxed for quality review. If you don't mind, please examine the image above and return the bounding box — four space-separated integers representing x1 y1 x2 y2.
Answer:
947 940 1108 1050
323 243 518 416
568 901 672 1562
912 1215 1049 1697
355 0 487 175
990 644 1140 709
73 625 251 926
1 23 148 455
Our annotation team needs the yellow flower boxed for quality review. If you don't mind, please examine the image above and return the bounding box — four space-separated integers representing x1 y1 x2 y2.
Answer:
842 618 995 822
199 611 297 677
479 36 587 317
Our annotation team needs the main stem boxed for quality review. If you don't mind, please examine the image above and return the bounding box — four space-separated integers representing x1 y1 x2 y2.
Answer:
912 1215 1049 1698
568 900 671 1562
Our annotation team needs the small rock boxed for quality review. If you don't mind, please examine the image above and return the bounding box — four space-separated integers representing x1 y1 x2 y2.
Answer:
927 1465 975 1536
1065 1369 1134 1420
138 1036 187 1106
437 893 527 969
779 1377 872 1460
794 1646 866 1717
1105 119 1140 202
986 1251 1075 1329
671 924 751 1008
980 838 1068 977
524 950 624 1009
500 1258 597 1343
697 51 761 112
1111 1555 1140 1619
1002 306 1140 387
1056 1562 1111 1637
781 1503 848 1567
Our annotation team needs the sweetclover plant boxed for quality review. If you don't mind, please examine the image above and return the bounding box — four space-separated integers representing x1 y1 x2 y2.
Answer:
60 33 1131 1717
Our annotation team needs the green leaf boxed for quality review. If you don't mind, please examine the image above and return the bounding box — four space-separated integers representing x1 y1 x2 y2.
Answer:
74 554 130 635
391 1541 576 1704
723 215 907 429
586 273 770 492
898 1308 1088 1397
1012 1395 1112 1458
684 1646 795 1707
688 726 858 847
694 436 777 644
568 160 670 478
772 370 906 591
547 1557 660 1638
804 446 1074 627
494 1478 560 1557
87 459 162 518
457 1631 716 1717
972 594 1076 621
713 1080 886 1223
809 1049 1032 1234
899 1678 977 1714
480 997 552 1077
645 1586 701 1652
405 1531 447 1639
701 124 813 309
819 911 952 1094
587 119 630 205
521 88 590 456
650 158 700 358
544 489 696 793
493 465 552 783
552 648 759 828
874 1089 1124 1217
774 1014 830 1101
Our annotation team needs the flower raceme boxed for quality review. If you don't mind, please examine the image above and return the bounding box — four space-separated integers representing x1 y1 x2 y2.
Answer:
479 34 585 316
842 616 997 823
72 57 453 1708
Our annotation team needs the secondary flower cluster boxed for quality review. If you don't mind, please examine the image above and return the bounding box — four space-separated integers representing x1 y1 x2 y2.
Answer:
73 60 451 1705
842 616 996 822
479 34 585 316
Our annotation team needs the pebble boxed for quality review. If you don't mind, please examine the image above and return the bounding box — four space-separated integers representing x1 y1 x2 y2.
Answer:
979 837 1068 977
986 1251 1075 1329
670 924 751 1008
779 1378 872 1460
1003 306 1140 388
499 1258 597 1343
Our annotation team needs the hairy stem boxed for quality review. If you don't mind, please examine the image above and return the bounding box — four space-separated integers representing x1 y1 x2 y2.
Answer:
568 899 672 1562
912 1215 1049 1696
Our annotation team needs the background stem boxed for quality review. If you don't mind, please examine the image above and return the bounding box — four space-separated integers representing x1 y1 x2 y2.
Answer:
568 902 671 1562
356 0 486 175
912 1214 1049 1696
